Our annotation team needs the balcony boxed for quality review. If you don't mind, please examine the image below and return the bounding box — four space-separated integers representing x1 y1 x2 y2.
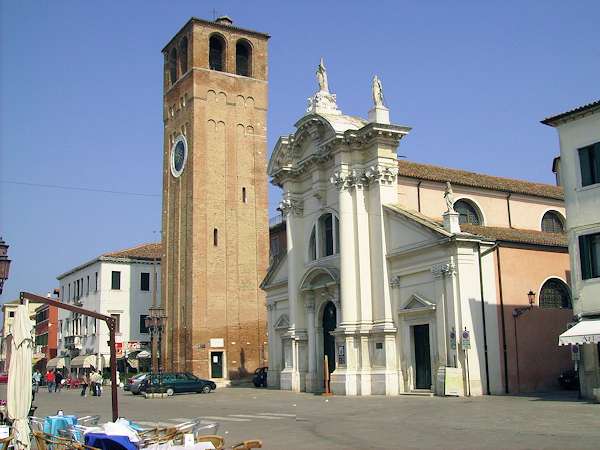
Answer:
64 335 83 350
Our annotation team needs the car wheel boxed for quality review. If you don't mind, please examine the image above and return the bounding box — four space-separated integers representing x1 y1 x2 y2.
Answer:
166 388 175 396
202 385 211 394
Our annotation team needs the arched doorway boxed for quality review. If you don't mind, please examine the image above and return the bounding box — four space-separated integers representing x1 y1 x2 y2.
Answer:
323 301 337 375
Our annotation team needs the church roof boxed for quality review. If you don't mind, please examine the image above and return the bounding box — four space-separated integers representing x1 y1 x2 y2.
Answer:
397 160 563 200
316 113 367 133
459 224 568 248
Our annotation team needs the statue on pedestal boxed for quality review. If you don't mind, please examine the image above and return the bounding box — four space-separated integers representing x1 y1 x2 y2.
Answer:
372 75 384 107
444 181 455 213
316 57 329 93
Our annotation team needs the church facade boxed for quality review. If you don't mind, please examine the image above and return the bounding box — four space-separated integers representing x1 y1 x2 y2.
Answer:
262 63 573 396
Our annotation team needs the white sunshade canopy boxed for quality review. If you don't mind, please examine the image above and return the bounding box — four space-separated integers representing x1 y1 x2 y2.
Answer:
558 319 600 346
46 357 65 369
70 354 97 368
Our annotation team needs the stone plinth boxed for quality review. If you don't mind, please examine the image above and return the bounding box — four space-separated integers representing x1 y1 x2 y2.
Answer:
368 106 390 124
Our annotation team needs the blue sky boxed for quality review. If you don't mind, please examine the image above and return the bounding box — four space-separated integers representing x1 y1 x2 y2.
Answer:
1 1 599 304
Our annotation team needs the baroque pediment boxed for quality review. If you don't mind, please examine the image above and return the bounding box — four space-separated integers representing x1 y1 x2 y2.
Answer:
274 314 290 330
399 294 436 315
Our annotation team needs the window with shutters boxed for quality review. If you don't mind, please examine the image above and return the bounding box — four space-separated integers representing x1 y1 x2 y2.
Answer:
539 278 572 308
578 142 600 187
454 199 482 225
541 211 565 233
579 232 600 280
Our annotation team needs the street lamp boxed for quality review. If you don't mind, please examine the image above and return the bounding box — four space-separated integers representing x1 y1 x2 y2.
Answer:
512 290 537 392
0 237 12 296
145 305 167 373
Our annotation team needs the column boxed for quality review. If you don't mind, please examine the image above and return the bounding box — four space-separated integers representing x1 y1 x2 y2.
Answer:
305 295 317 392
337 180 358 325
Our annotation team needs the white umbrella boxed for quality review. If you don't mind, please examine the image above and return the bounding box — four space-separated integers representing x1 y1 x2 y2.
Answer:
7 304 34 450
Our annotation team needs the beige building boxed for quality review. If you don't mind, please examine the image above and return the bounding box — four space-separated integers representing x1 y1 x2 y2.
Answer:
161 17 270 381
263 64 573 396
0 298 43 371
543 100 600 400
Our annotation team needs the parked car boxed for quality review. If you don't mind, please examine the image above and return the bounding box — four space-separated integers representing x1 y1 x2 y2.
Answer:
125 373 149 394
0 373 8 384
139 372 216 396
252 367 268 388
558 369 579 390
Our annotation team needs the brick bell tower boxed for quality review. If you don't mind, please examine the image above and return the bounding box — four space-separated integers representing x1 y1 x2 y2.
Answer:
160 16 269 381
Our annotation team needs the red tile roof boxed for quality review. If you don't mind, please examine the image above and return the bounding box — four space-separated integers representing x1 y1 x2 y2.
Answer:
397 160 564 200
460 224 567 248
103 243 161 260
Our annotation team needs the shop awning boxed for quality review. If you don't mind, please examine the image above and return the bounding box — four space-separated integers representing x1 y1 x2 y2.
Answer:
46 357 65 369
558 319 600 346
70 354 97 368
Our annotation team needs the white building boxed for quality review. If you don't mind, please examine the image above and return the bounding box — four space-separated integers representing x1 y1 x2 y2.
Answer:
262 63 573 396
54 243 161 374
543 100 600 400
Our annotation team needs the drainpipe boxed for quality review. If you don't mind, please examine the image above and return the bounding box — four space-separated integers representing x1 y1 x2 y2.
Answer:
506 193 512 228
495 245 510 394
417 180 422 213
477 243 491 395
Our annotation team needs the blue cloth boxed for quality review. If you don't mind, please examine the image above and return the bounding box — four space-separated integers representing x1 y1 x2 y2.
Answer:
85 432 138 450
43 415 77 436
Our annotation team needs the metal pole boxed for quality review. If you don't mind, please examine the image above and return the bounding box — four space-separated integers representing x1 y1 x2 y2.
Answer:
513 315 520 394
108 323 119 421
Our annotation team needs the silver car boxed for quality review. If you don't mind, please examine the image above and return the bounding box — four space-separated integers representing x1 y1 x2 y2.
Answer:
125 373 149 395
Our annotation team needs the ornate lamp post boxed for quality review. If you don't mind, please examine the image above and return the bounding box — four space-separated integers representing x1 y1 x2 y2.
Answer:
145 305 167 373
0 237 12 296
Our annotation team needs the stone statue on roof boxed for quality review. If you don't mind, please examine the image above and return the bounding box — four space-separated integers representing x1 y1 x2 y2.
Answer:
372 75 384 107
316 57 329 93
444 181 455 212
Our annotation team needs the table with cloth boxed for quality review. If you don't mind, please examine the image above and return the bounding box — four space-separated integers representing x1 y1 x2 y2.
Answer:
84 432 138 450
43 414 77 436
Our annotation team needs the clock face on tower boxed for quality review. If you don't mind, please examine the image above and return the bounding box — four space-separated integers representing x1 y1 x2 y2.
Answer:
170 135 188 178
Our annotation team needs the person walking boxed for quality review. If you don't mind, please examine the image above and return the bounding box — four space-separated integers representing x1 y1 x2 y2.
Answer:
94 371 103 397
80 373 89 397
55 369 64 392
45 369 55 393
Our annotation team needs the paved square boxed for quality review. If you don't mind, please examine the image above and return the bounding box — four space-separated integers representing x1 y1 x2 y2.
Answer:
29 387 599 449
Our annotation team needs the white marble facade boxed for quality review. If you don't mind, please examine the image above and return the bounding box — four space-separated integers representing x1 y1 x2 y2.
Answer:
262 65 503 396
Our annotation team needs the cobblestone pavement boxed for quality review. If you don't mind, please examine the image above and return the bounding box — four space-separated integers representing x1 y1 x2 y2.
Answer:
27 386 600 449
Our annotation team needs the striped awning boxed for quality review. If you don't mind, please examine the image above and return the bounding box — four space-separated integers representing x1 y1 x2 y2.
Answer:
559 319 600 346
46 357 65 369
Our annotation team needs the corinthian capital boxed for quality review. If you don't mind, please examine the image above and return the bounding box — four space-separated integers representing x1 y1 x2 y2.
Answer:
278 194 303 216
431 262 456 278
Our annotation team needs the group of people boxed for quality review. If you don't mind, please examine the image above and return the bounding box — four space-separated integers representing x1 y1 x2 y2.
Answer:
42 369 65 392
80 370 103 397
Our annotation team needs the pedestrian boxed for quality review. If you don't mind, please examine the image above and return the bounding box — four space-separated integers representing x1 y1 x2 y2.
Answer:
80 373 89 397
55 370 64 392
45 370 55 393
94 371 103 397
33 370 41 395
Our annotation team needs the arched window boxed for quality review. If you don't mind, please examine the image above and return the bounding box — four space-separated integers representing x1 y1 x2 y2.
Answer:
179 37 188 75
454 199 481 225
541 211 564 233
209 34 226 72
235 39 252 77
308 213 340 261
539 278 572 309
169 47 178 85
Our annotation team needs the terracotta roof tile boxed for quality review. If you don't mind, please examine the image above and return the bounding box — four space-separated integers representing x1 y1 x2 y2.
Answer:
460 224 567 248
397 160 564 200
541 99 600 126
103 243 161 260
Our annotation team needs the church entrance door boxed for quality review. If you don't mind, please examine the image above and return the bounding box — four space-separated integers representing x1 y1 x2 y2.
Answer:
211 352 223 378
323 301 337 375
413 324 431 389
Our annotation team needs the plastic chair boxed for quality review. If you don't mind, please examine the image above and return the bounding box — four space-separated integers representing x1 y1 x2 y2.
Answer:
195 435 225 449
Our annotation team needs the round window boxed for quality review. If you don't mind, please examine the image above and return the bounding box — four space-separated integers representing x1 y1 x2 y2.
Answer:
170 135 188 177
